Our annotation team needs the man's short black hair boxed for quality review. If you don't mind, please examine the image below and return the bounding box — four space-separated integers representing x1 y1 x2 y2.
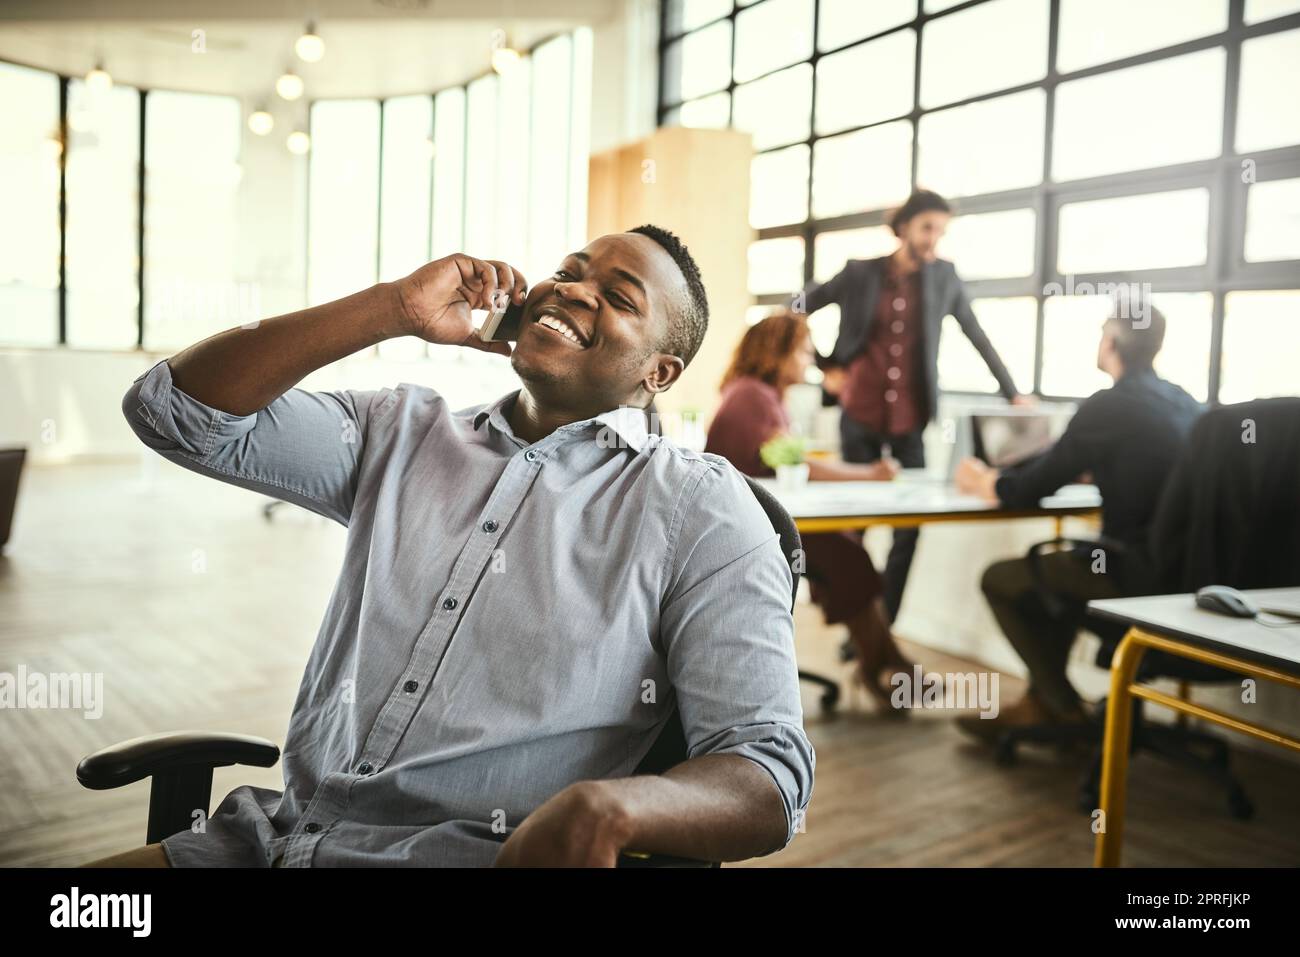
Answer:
889 189 952 235
629 223 709 367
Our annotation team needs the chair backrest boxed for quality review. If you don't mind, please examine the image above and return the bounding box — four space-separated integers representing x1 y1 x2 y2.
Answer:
0 447 26 551
1148 397 1300 592
634 472 803 776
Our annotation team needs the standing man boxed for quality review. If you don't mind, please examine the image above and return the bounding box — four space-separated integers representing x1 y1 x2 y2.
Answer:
797 189 1030 621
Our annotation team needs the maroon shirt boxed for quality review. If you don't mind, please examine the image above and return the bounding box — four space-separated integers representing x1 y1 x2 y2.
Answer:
704 376 789 478
840 264 924 435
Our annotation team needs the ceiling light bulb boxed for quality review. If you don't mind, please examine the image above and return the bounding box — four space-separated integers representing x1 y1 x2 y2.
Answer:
248 110 275 136
490 46 520 75
276 71 304 101
286 130 311 154
296 27 325 63
86 64 113 94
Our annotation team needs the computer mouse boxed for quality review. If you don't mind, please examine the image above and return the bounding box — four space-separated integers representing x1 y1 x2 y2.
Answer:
1195 585 1259 618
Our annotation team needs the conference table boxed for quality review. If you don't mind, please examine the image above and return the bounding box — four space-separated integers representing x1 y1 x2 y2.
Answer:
756 471 1102 534
1086 588 1300 867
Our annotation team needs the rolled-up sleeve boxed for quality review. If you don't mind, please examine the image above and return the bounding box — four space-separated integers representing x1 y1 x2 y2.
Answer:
658 457 815 850
122 357 394 526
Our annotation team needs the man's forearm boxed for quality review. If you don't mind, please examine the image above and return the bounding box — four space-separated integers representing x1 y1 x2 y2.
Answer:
167 282 406 416
599 754 790 862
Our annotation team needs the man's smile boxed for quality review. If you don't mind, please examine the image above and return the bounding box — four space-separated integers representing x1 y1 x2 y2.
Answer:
531 303 591 349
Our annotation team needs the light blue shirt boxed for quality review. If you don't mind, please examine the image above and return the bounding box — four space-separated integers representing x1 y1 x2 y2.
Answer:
122 358 814 866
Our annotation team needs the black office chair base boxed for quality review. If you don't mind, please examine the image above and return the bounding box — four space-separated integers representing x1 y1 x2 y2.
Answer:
798 670 840 714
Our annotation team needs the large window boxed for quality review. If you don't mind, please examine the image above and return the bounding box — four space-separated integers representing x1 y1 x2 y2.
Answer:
0 63 60 347
659 0 1300 403
307 30 593 363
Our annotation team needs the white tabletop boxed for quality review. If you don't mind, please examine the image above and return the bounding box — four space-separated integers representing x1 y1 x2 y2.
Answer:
756 474 1101 522
1088 588 1300 672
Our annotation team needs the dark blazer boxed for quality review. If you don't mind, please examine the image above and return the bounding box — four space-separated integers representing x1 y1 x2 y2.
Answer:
802 256 1019 422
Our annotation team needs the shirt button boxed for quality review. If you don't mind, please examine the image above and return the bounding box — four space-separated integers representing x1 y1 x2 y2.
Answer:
885 389 898 403
887 367 901 380
524 449 538 462
891 321 904 334
357 761 373 775
304 822 321 834
403 679 419 693
890 343 903 357
482 519 499 533
443 597 458 610
893 297 906 311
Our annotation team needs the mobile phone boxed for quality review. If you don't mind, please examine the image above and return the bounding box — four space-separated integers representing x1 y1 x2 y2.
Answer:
480 296 526 342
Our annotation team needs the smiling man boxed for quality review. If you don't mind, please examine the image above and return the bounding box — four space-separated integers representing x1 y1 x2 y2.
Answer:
92 225 814 868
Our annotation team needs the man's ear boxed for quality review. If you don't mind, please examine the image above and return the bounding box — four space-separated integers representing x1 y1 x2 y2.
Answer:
643 353 686 394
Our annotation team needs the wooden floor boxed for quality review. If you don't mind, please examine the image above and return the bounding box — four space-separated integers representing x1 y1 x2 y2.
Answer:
2 461 1297 867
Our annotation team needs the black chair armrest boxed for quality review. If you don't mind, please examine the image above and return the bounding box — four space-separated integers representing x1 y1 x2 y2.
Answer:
77 731 280 791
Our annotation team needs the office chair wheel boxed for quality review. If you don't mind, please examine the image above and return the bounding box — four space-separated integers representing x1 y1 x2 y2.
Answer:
820 687 840 715
994 737 1017 767
1077 786 1099 814
1227 787 1254 821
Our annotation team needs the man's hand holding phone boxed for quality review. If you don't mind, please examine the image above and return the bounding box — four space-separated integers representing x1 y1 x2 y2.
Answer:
392 254 528 357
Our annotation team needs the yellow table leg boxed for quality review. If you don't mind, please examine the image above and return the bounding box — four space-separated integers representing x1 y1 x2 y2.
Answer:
1095 628 1147 868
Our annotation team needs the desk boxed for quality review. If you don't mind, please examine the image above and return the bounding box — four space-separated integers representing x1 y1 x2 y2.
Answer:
757 474 1101 533
1087 588 1300 867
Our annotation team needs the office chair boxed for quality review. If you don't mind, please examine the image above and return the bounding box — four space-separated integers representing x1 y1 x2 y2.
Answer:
995 397 1300 821
77 472 805 867
0 446 25 552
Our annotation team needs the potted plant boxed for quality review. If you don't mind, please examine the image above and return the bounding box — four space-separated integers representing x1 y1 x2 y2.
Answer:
760 433 809 490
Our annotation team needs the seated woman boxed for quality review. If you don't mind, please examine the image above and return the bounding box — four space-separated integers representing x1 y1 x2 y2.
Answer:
705 310 913 711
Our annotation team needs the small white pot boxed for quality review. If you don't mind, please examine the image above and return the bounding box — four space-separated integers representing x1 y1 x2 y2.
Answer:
775 462 810 491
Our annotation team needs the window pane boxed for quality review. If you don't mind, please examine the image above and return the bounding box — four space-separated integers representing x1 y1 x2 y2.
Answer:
308 100 380 307
1057 0 1227 73
734 0 814 83
1246 0 1300 24
1149 292 1212 402
1041 295 1110 396
1237 29 1300 153
920 0 1049 108
748 236 805 295
1053 49 1224 181
937 208 1037 280
938 297 1036 394
530 36 573 277
813 226 897 281
750 144 809 228
464 76 498 255
663 19 732 103
1042 292 1212 399
0 63 59 347
734 63 812 150
65 79 139 349
818 0 915 51
811 121 912 219
674 92 730 128
144 91 243 352
917 89 1044 197
665 0 732 36
1221 290 1300 402
431 88 465 257
815 29 915 135
1057 189 1209 274
1245 177 1300 262
495 57 531 269
924 0 967 11
379 96 432 282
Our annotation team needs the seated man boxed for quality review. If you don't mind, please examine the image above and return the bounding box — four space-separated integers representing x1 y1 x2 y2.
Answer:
90 226 814 867
952 294 1201 739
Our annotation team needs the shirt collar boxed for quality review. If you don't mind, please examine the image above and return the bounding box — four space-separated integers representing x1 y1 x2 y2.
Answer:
472 390 652 453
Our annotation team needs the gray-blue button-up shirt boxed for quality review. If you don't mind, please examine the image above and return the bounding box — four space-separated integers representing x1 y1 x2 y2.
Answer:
121 357 815 867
